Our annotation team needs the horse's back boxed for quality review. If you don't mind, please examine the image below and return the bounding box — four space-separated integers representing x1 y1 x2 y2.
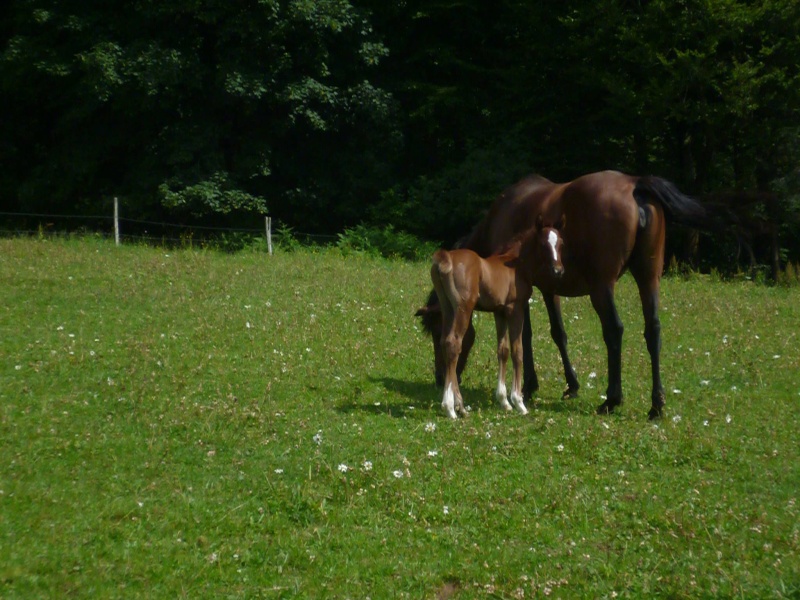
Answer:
467 175 558 255
555 171 643 292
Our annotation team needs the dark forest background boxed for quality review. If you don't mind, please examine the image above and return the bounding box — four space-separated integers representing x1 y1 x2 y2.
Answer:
2 0 799 273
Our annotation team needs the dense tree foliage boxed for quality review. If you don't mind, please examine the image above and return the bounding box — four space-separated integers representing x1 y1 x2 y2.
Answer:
1 0 395 229
2 0 799 267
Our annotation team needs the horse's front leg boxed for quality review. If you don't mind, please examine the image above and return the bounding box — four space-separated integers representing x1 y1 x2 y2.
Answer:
493 313 513 411
508 308 529 415
542 293 580 399
521 305 540 401
590 287 624 414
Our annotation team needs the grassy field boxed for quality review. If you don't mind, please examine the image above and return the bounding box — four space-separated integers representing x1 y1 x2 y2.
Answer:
1 237 799 599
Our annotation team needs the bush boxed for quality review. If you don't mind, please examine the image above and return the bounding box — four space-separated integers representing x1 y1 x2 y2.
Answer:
336 224 438 261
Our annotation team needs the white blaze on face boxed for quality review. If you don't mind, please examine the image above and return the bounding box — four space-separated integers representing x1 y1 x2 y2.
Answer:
547 230 560 264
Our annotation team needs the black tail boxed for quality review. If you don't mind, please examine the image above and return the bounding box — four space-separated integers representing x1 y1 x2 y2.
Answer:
634 176 734 232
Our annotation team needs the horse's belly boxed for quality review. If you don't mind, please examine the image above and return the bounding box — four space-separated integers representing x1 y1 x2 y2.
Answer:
540 269 591 297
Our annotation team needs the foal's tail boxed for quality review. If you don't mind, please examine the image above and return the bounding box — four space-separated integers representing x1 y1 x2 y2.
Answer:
430 249 461 314
634 176 728 231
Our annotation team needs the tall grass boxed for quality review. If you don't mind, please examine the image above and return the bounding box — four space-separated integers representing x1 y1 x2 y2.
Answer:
1 238 798 598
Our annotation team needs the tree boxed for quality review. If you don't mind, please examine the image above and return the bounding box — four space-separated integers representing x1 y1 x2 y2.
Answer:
1 0 395 229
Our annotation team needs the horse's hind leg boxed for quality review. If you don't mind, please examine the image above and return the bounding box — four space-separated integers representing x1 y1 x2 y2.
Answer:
429 306 473 387
542 293 580 399
630 210 667 419
521 305 540 400
441 307 471 418
508 309 529 415
590 286 624 414
636 278 666 419
456 317 476 384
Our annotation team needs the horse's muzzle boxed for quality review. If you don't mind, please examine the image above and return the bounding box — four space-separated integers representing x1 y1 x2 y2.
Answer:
552 266 565 279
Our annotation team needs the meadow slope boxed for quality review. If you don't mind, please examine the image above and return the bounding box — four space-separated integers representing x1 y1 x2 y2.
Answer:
1 238 798 598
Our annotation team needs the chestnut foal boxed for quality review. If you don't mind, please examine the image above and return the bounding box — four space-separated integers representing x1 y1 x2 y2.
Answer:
431 219 565 419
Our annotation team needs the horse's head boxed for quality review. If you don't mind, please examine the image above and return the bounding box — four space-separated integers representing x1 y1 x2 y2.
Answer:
521 214 565 281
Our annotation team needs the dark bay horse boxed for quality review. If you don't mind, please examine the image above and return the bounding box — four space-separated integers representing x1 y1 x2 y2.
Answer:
419 170 714 419
430 219 565 418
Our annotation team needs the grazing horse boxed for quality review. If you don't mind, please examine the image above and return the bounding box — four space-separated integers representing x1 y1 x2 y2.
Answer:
419 170 715 419
429 219 565 418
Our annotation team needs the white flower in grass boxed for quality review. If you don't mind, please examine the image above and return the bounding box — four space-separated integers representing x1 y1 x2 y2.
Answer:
362 460 373 471
427 450 438 457
312 431 322 445
14 365 21 371
672 415 682 423
589 372 597 379
700 380 710 386
672 389 682 394
392 470 404 478
726 414 732 424
424 422 436 433
443 506 450 515
274 468 284 474
703 420 709 427
338 463 349 473
556 444 564 452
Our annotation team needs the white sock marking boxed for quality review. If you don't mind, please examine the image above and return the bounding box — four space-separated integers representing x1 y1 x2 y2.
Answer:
442 383 457 419
495 380 511 410
511 391 529 415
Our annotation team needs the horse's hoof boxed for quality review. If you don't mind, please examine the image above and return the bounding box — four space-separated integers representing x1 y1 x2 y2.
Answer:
596 399 621 415
562 387 580 400
648 405 665 420
522 385 539 402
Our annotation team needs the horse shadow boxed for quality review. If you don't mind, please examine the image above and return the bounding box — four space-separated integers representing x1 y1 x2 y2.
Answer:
334 375 497 418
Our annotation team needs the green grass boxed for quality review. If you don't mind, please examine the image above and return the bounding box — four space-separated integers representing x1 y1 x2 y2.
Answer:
1 237 798 598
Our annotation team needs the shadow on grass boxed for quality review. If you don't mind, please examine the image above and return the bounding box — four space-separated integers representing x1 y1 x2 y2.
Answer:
334 376 497 418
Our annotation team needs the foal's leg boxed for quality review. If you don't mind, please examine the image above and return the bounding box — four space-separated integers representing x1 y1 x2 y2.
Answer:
636 278 666 419
431 309 473 387
542 293 580 399
493 313 513 411
590 286 624 414
456 317 476 384
508 308 529 415
441 307 471 418
521 305 540 400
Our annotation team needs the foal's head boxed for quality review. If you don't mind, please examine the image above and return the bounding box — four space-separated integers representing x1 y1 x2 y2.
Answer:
519 215 565 281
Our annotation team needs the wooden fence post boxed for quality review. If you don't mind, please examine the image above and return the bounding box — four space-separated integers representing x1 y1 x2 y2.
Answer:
114 197 120 246
266 216 273 255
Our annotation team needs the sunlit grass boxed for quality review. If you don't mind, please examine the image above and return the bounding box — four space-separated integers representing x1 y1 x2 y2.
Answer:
1 237 798 598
